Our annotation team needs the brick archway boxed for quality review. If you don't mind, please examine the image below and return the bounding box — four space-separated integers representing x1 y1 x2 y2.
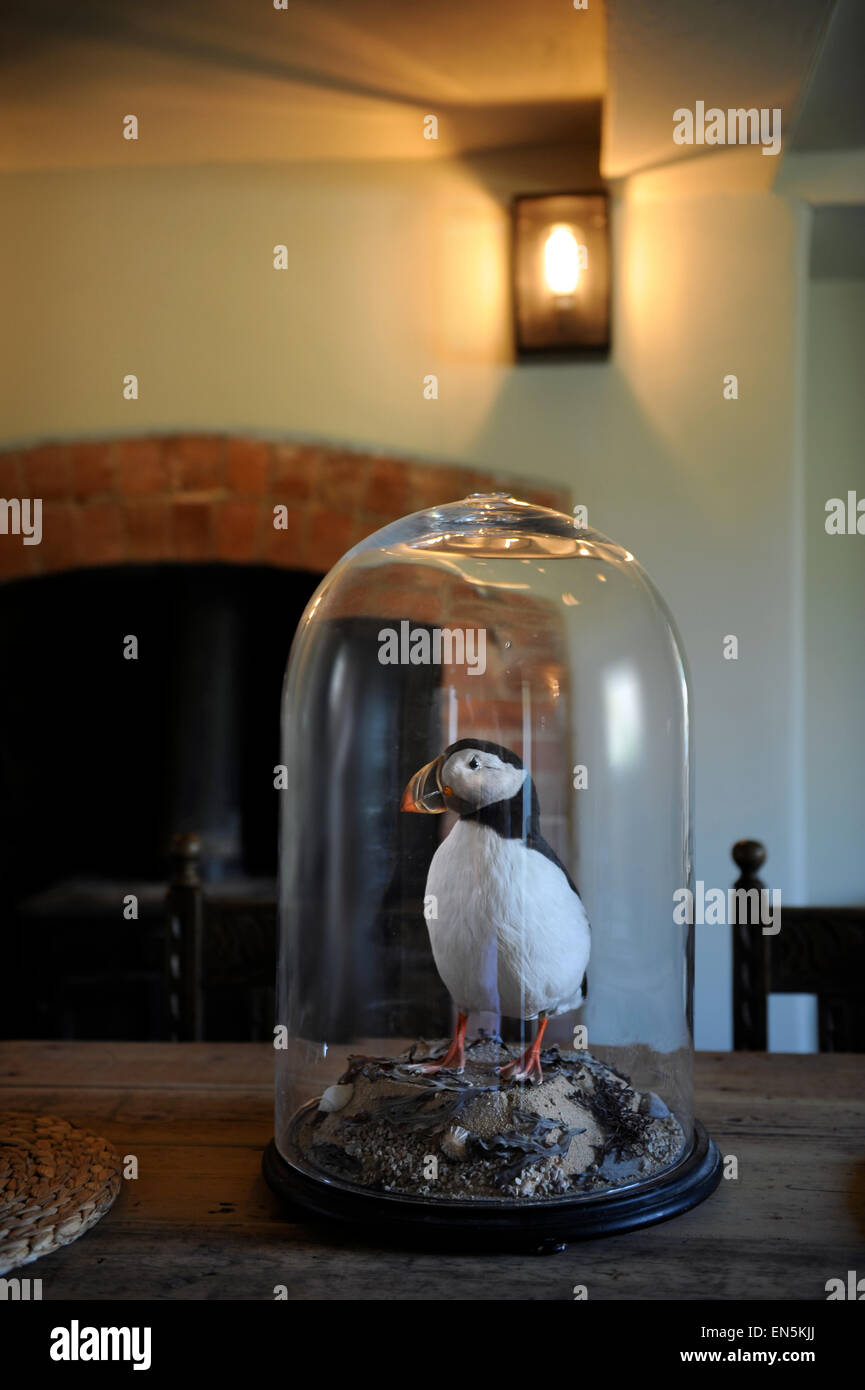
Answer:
0 436 569 580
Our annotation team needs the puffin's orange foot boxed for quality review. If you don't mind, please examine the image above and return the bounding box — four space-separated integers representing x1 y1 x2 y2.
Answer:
406 1012 467 1075
408 1057 465 1076
498 1017 549 1085
498 1050 544 1085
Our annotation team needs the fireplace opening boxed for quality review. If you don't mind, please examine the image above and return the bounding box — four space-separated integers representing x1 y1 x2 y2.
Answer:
0 562 322 1039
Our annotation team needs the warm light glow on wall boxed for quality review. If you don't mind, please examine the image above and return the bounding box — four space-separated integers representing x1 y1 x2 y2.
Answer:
512 193 610 356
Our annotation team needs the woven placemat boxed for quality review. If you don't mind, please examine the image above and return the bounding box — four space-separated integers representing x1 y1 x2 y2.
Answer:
0 1112 122 1275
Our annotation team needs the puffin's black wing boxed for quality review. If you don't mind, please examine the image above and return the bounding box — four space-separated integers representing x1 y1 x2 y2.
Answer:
525 826 580 898
524 828 590 1003
468 775 585 900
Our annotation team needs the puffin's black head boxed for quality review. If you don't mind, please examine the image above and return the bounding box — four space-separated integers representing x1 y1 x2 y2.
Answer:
401 739 538 821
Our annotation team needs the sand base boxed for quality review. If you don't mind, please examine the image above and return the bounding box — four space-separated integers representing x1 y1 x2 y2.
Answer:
293 1037 686 1202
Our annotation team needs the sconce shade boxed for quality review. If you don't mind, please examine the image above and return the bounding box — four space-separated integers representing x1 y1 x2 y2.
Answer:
512 193 610 356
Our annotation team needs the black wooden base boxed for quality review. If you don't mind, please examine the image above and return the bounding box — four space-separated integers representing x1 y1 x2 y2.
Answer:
262 1119 722 1252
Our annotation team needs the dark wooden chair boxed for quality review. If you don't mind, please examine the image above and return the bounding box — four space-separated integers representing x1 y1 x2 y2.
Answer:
164 833 276 1041
731 839 865 1051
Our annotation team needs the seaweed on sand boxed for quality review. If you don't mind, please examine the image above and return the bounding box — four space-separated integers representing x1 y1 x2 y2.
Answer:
308 1143 362 1178
468 1109 586 1188
568 1073 651 1161
348 1083 498 1136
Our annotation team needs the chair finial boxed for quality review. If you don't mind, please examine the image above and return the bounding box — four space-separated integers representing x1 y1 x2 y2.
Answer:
732 839 766 875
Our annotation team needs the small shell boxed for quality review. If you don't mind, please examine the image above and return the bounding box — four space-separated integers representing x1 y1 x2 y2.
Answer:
642 1091 670 1119
440 1124 470 1161
318 1083 354 1114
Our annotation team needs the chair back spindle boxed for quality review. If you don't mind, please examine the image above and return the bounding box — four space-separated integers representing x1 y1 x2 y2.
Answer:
165 833 204 1041
731 840 865 1051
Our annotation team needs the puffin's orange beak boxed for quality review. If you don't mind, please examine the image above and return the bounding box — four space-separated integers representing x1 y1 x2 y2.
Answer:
400 755 447 813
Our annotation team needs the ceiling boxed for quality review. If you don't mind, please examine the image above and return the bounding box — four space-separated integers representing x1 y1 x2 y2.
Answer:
601 0 836 179
0 0 860 179
0 0 606 170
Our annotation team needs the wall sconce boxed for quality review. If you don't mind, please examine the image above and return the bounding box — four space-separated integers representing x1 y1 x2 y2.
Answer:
512 193 610 358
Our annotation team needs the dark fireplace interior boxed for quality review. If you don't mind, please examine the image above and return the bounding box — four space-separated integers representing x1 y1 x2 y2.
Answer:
0 562 322 1040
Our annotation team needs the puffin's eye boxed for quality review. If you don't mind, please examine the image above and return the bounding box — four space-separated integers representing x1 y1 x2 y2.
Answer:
468 756 481 770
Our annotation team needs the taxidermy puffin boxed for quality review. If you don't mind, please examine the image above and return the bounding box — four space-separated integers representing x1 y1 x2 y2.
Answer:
401 739 590 1084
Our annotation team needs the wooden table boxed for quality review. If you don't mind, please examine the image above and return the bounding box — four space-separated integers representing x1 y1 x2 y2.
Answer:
1 1043 862 1300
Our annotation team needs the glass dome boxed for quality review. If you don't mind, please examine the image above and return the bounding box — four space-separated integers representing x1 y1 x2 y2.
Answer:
265 494 720 1244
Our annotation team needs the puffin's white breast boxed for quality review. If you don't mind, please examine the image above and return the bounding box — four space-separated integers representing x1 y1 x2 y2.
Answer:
425 819 590 1021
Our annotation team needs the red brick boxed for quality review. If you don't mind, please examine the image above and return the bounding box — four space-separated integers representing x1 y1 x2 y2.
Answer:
119 439 169 494
272 445 319 502
332 570 377 618
263 502 307 569
0 452 22 497
0 535 39 580
306 508 358 570
78 502 126 565
362 456 413 520
226 439 270 495
126 501 170 561
214 500 262 562
316 451 367 508
71 442 115 498
39 502 81 572
170 501 213 561
166 435 224 490
23 444 72 499
341 559 455 623
389 589 439 624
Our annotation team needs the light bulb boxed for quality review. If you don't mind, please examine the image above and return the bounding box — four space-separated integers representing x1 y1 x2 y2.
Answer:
544 224 580 295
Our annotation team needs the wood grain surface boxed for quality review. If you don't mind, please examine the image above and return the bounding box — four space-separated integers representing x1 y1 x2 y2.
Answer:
1 1042 862 1301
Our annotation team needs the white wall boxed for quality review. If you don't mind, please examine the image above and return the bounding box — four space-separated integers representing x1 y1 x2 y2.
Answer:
0 155 814 1047
805 279 865 903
